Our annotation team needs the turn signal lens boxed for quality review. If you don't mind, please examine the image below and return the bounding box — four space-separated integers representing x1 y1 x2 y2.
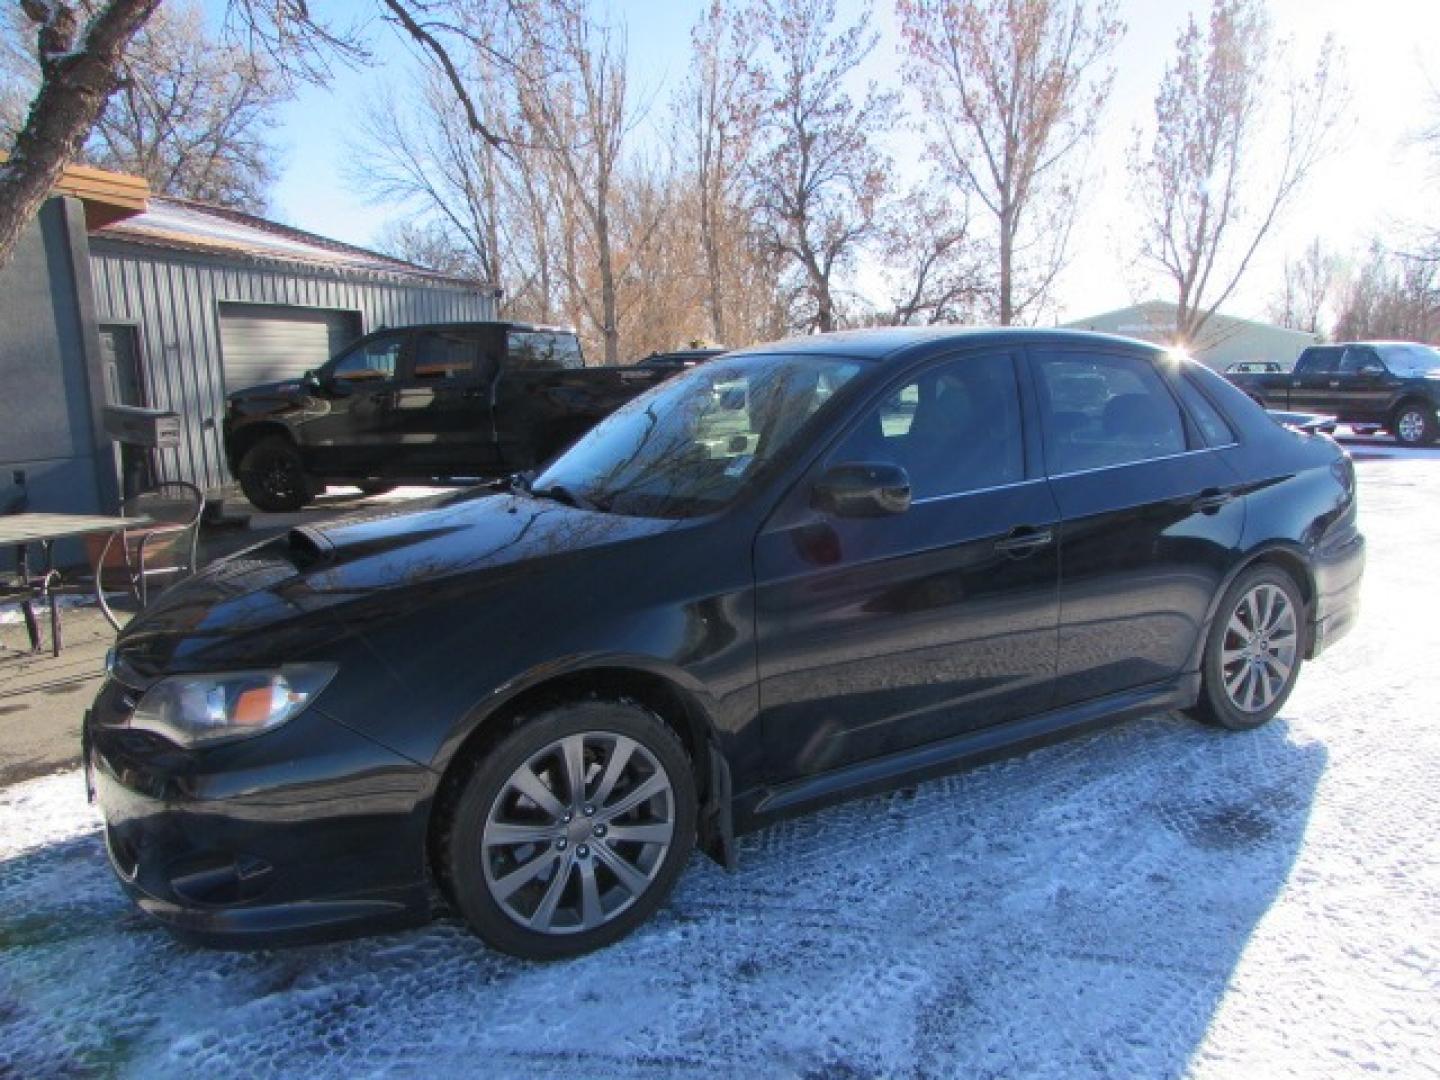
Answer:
129 665 338 747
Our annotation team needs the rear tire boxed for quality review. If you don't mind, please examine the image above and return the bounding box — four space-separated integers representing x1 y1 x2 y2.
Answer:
443 700 697 960
1189 564 1305 731
1392 402 1437 446
237 436 313 512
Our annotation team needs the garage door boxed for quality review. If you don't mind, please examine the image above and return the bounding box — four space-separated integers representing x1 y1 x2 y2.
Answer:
218 303 362 392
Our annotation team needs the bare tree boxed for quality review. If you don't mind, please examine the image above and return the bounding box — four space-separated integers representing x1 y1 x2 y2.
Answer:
510 1 640 365
0 0 163 271
750 0 895 333
1128 0 1345 345
882 184 988 325
898 0 1122 326
1334 243 1439 343
673 1 762 344
3 2 290 211
1268 237 1339 336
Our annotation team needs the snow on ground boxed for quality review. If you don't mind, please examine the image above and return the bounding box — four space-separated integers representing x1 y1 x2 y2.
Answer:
2 448 1438 1080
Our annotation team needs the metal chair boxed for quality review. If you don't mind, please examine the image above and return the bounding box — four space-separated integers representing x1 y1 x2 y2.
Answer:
95 481 204 630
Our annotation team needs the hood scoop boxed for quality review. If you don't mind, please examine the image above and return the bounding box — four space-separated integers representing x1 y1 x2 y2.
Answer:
288 526 334 566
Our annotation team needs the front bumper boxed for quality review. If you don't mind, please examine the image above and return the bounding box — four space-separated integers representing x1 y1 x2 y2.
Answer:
85 677 437 948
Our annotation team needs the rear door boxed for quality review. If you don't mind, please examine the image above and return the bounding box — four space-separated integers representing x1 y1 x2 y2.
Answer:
755 349 1061 778
1330 345 1392 422
390 326 503 476
1029 346 1245 707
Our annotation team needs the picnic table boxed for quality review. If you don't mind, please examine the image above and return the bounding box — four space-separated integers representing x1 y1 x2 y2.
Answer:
0 512 148 656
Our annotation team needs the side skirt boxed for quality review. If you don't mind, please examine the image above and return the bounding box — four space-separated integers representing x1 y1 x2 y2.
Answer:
733 673 1202 834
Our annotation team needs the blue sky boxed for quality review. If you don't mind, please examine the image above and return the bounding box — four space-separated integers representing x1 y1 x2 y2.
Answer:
250 0 1440 323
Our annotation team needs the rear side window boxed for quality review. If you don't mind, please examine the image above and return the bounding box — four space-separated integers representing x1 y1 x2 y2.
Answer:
1175 376 1236 446
508 331 585 371
1034 353 1188 474
410 331 481 380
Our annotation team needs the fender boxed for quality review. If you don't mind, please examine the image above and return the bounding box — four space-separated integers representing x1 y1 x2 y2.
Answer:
430 651 738 869
1185 538 1318 673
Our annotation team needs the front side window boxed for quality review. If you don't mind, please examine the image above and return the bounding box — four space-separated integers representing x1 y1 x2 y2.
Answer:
1297 347 1342 374
830 353 1024 500
531 353 863 518
508 331 585 371
331 334 403 382
411 331 481 381
1035 352 1188 474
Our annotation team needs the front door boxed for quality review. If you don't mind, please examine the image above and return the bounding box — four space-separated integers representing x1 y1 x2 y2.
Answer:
1288 346 1342 413
754 351 1061 780
303 330 408 478
1028 347 1245 706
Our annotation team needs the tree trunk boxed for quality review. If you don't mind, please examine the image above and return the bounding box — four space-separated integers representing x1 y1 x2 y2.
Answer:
0 0 163 273
596 201 619 365
998 205 1015 326
699 190 728 343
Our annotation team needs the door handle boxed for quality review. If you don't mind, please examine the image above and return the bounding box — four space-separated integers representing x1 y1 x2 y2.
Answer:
1191 488 1235 513
994 526 1053 557
1329 380 1340 388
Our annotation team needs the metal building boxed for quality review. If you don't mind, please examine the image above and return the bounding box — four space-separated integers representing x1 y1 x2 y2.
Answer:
0 174 497 538
1062 300 1318 373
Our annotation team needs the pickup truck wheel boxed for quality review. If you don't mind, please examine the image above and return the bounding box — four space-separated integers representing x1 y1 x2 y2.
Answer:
1392 403 1437 446
237 436 313 512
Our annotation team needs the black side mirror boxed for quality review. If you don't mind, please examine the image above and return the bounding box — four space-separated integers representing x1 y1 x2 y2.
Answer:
812 462 911 518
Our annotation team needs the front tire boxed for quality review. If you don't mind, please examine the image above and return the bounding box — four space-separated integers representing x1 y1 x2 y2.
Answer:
1392 402 1437 446
443 701 697 960
237 436 314 512
1189 565 1305 731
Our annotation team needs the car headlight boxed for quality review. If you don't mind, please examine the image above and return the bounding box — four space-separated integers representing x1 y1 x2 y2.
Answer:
128 664 338 747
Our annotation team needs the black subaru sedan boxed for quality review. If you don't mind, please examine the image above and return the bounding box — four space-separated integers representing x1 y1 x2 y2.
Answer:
86 329 1365 959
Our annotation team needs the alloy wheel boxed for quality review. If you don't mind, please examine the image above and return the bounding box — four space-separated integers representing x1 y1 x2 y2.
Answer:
1397 409 1427 444
1220 582 1299 713
480 731 676 935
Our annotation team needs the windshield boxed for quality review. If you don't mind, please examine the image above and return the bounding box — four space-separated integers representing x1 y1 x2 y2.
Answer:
531 352 863 518
1381 344 1440 376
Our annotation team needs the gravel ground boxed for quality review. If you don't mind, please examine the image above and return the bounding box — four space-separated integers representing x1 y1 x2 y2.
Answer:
1 445 1436 1080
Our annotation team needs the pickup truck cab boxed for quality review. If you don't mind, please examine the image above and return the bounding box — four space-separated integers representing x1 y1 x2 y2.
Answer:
1227 341 1440 446
224 322 673 511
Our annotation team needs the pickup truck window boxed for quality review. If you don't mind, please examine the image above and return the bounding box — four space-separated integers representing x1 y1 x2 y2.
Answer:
1294 347 1342 375
1339 347 1384 375
1380 344 1440 376
411 331 481 381
508 331 584 371
332 334 404 382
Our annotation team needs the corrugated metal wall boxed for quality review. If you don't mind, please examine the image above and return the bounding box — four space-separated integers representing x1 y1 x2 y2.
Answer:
88 241 498 491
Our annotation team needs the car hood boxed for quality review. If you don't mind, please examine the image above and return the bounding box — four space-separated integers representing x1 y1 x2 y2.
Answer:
114 489 678 675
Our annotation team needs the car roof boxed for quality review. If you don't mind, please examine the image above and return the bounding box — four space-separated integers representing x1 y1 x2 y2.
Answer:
359 320 578 337
721 326 1165 362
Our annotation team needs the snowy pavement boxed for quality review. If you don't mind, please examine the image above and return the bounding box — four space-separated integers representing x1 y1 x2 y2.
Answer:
2 448 1438 1079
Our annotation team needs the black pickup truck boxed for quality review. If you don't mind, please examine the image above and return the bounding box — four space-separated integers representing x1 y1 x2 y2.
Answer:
224 322 674 511
1227 341 1440 446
